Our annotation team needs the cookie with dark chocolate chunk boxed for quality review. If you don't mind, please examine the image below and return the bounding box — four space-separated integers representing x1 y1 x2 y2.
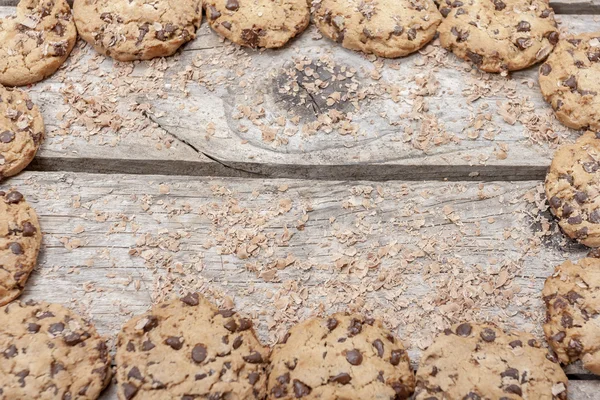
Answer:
0 87 45 179
546 132 600 247
0 0 77 86
73 0 202 61
0 300 112 399
543 258 600 374
267 313 415 399
0 190 42 306
414 322 568 399
204 0 310 49
438 0 558 72
539 32 600 131
115 293 269 399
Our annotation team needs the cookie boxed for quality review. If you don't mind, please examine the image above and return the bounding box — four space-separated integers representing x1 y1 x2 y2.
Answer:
313 0 442 58
0 300 112 399
0 87 45 178
539 32 600 131
73 0 202 61
268 313 415 399
545 132 600 247
543 258 600 374
438 0 558 72
414 322 568 400
0 190 42 306
0 0 77 87
204 0 310 49
115 293 269 400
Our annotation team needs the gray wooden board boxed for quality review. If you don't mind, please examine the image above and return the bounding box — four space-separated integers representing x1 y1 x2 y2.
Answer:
1 171 597 398
0 7 599 180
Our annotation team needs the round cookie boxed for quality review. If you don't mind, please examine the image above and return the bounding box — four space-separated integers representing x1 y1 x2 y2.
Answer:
0 300 112 399
539 32 600 131
438 0 558 72
115 293 269 400
268 313 415 399
0 86 45 178
0 190 42 306
313 0 442 58
204 0 310 49
0 0 77 87
73 0 202 61
545 132 600 247
543 258 600 374
414 322 568 400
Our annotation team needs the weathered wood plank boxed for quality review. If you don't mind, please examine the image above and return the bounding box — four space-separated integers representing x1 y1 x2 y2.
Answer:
2 171 596 397
0 7 599 180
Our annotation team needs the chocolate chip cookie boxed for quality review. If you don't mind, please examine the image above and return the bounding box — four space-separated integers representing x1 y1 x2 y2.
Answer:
204 0 310 49
539 32 600 131
545 132 600 247
0 87 45 179
73 0 202 61
0 300 112 399
438 0 558 72
267 313 415 399
115 293 269 400
0 190 42 306
313 0 442 58
414 322 568 400
543 258 600 374
0 0 77 87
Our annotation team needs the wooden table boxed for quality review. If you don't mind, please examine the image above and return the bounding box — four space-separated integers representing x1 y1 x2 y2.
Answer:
2 1 600 398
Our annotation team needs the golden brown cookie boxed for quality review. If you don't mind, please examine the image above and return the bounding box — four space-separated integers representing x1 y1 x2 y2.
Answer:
204 0 310 49
268 313 415 399
415 322 568 400
438 0 558 72
0 0 77 87
73 0 202 61
0 190 42 306
545 132 600 247
313 0 442 58
543 258 600 374
539 32 600 132
0 86 44 178
115 293 269 400
0 300 112 399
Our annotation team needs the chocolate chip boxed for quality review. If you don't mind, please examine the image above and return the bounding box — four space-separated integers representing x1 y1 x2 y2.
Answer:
0 131 15 143
387 349 404 366
393 25 404 36
128 366 143 380
232 336 243 349
561 314 574 328
5 191 23 204
141 340 155 351
238 318 252 331
480 328 496 342
540 9 552 18
271 385 286 398
241 28 261 48
224 319 238 332
467 51 483 66
122 383 138 400
451 27 469 43
547 31 559 45
372 339 384 357
192 344 207 363
589 52 600 62
165 336 183 350
221 21 232 30
567 215 583 225
48 322 65 334
226 0 239 10
27 323 40 333
277 372 290 384
562 203 574 217
218 309 236 318
327 318 338 331
141 316 158 332
528 338 539 347
3 344 17 358
248 372 260 385
330 372 351 384
50 361 64 377
564 76 578 90
208 6 221 20
345 349 363 365
492 0 506 10
243 351 263 363
568 39 582 47
575 192 588 204
9 243 23 255
516 21 531 32
589 210 600 224
181 293 199 306
37 311 54 319
22 222 36 237
440 7 451 17
501 368 519 380
16 370 28 387
391 382 411 399
64 332 83 346
568 338 583 356
293 379 312 397
407 28 416 41
509 340 522 348
552 331 566 342
126 341 135 352
456 323 472 337
540 63 552 76
348 318 362 336
516 38 531 50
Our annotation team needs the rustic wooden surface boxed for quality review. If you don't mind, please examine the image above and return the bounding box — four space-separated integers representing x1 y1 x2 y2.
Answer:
1 1 600 399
